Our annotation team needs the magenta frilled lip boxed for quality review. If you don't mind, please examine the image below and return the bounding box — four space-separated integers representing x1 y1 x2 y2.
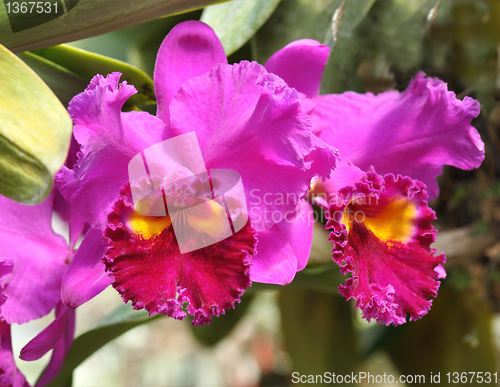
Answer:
326 169 446 326
104 183 257 326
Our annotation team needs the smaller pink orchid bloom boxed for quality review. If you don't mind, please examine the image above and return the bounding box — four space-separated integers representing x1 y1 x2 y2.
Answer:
266 39 485 325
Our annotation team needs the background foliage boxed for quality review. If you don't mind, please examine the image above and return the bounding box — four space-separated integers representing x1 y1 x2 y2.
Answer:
1 0 499 386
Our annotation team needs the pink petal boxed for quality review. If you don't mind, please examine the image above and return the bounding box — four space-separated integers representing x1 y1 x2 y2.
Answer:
57 73 167 229
170 61 337 231
0 260 13 307
0 193 69 324
154 20 227 124
286 201 315 272
53 136 87 248
310 162 365 209
0 322 29 387
20 302 70 361
53 190 86 249
251 227 296 285
326 170 445 325
265 39 330 99
103 184 257 326
317 72 484 199
61 228 111 309
251 201 314 285
34 307 75 387
304 135 339 183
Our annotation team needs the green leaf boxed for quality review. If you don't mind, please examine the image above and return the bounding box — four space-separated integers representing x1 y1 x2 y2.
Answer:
70 11 203 78
201 0 281 56
46 303 162 387
323 0 347 50
32 45 155 107
279 289 359 377
17 52 88 107
384 284 497 376
320 0 376 94
0 43 72 204
323 0 375 49
362 0 439 75
190 294 254 346
247 263 344 295
252 0 344 63
0 0 224 52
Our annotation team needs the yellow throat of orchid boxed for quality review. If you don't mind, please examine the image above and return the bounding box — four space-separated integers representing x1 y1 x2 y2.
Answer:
186 199 230 237
127 211 172 239
344 195 417 244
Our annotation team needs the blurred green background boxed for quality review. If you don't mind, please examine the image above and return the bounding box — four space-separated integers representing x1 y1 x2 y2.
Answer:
1 0 499 386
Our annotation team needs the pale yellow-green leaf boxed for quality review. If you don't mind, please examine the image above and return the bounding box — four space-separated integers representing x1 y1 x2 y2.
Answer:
201 0 281 56
0 43 72 204
32 44 155 107
18 52 88 107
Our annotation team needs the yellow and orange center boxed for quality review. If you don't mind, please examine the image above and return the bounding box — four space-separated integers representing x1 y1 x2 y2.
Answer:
127 211 172 239
343 195 417 244
126 198 230 240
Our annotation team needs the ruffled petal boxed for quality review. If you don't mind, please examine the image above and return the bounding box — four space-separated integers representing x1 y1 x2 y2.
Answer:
316 72 484 199
310 162 365 209
304 135 339 183
154 20 227 124
326 170 445 326
57 73 167 229
0 194 69 324
61 228 111 309
265 39 329 99
0 260 13 308
103 184 257 326
170 61 337 231
250 200 314 285
0 322 29 387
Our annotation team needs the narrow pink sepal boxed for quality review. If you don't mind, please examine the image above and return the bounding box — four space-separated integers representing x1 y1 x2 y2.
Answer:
20 302 69 361
61 228 111 309
154 20 227 124
34 308 75 387
265 39 329 98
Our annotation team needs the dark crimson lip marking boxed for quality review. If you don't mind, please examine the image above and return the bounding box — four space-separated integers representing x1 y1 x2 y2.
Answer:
326 171 445 326
103 183 257 326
